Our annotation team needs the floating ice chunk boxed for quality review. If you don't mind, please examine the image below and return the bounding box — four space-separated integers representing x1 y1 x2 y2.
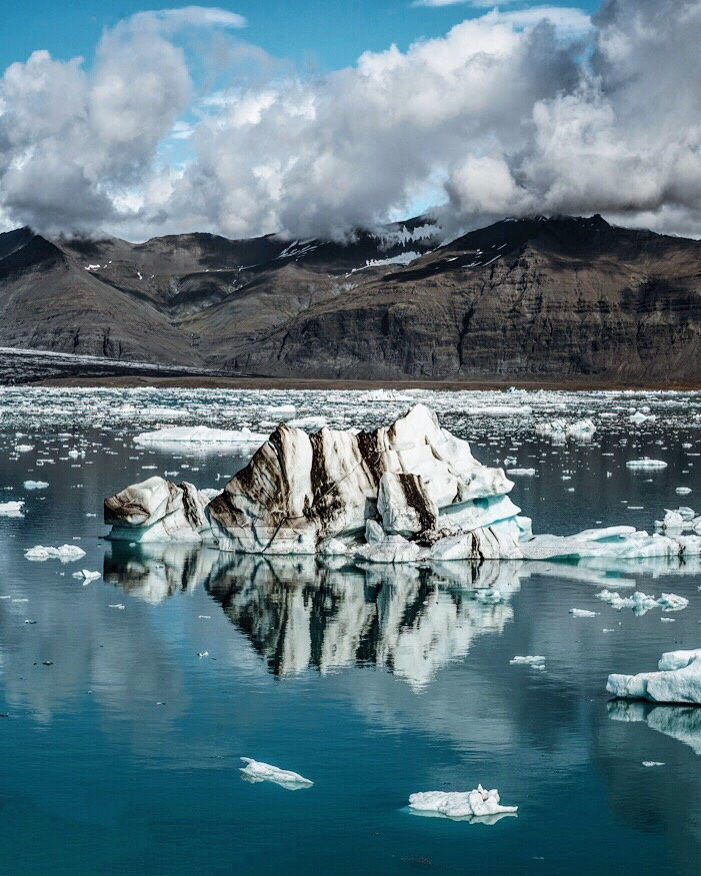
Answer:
607 649 701 704
642 761 665 767
506 467 535 477
25 544 86 562
596 589 687 615
23 480 49 490
134 426 268 450
72 569 101 583
108 603 125 610
15 444 33 453
626 459 668 470
676 487 692 495
0 500 24 517
629 411 656 425
265 405 296 421
286 415 327 431
570 608 597 617
535 419 595 441
239 757 313 789
510 655 545 667
408 785 517 821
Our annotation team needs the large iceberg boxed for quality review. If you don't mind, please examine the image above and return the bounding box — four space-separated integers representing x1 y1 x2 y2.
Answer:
104 404 701 564
607 650 701 705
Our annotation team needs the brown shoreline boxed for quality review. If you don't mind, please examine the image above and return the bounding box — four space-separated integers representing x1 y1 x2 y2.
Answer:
29 375 701 391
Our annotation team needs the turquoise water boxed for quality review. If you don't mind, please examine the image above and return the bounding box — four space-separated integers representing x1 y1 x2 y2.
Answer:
0 389 699 874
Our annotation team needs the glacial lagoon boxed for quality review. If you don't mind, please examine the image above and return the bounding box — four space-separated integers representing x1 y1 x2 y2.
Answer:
1 387 700 874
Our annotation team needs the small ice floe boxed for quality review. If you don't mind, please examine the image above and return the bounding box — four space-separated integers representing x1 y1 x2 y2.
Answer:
133 425 268 450
265 404 296 421
408 785 517 822
506 468 535 477
629 411 657 425
198 615 211 620
0 500 24 518
676 487 692 495
197 650 209 658
23 480 49 490
535 419 596 442
24 544 86 562
570 608 598 617
510 655 545 669
15 444 34 453
108 603 125 610
596 589 688 616
607 649 701 704
239 758 313 790
642 761 665 767
287 415 327 431
71 569 101 584
626 458 668 470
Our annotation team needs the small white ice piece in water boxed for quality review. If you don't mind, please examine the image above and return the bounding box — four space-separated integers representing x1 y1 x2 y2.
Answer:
642 761 665 767
108 603 125 610
506 468 536 477
23 480 49 490
510 655 546 669
408 785 518 821
0 501 24 517
570 608 598 617
72 569 101 584
626 459 668 470
25 544 86 562
239 757 313 789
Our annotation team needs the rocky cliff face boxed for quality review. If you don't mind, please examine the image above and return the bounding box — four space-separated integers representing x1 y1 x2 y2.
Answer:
1 214 699 382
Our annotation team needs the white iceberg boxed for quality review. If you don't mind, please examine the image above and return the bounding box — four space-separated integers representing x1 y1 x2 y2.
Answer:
596 589 688 615
23 480 49 490
239 757 313 790
0 500 24 517
607 649 701 704
570 608 597 617
626 458 668 470
24 544 86 562
510 655 545 667
408 785 517 821
72 569 101 583
535 419 596 441
133 425 268 451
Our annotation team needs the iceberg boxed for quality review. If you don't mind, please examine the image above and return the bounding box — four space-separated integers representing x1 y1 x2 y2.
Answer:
607 649 701 704
25 544 86 562
133 425 268 451
626 458 668 470
595 589 688 615
408 786 517 821
0 500 24 517
535 418 596 441
23 480 49 490
104 405 701 564
239 757 313 790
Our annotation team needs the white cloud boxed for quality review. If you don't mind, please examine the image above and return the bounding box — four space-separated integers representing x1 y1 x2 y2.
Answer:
1 0 700 240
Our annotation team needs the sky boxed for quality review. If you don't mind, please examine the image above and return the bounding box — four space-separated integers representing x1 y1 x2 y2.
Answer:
0 0 699 241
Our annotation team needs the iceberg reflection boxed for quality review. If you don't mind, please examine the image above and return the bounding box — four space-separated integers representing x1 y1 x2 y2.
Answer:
608 700 701 756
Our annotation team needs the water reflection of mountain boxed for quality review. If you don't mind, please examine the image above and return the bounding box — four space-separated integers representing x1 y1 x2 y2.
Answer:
104 544 524 688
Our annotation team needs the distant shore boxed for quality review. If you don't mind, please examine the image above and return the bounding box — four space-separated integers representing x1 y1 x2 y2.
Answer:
28 374 701 391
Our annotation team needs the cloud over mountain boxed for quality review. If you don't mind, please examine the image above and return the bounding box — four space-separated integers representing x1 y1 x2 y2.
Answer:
0 1 699 239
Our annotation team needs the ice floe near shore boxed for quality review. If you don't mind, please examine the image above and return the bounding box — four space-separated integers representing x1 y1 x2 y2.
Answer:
104 404 701 565
239 758 313 789
607 650 701 704
408 786 517 821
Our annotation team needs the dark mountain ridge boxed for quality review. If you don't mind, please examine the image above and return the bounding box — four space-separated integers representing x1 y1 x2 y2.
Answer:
1 214 699 383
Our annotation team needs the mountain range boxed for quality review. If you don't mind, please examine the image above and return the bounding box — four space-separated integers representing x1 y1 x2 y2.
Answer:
1 214 699 384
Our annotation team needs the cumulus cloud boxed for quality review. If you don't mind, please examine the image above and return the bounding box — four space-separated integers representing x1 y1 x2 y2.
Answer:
0 0 699 239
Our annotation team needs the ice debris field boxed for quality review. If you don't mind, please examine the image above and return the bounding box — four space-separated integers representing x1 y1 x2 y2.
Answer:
1 385 700 824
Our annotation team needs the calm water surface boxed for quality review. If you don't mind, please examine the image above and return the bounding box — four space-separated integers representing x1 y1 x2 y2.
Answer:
0 388 700 874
